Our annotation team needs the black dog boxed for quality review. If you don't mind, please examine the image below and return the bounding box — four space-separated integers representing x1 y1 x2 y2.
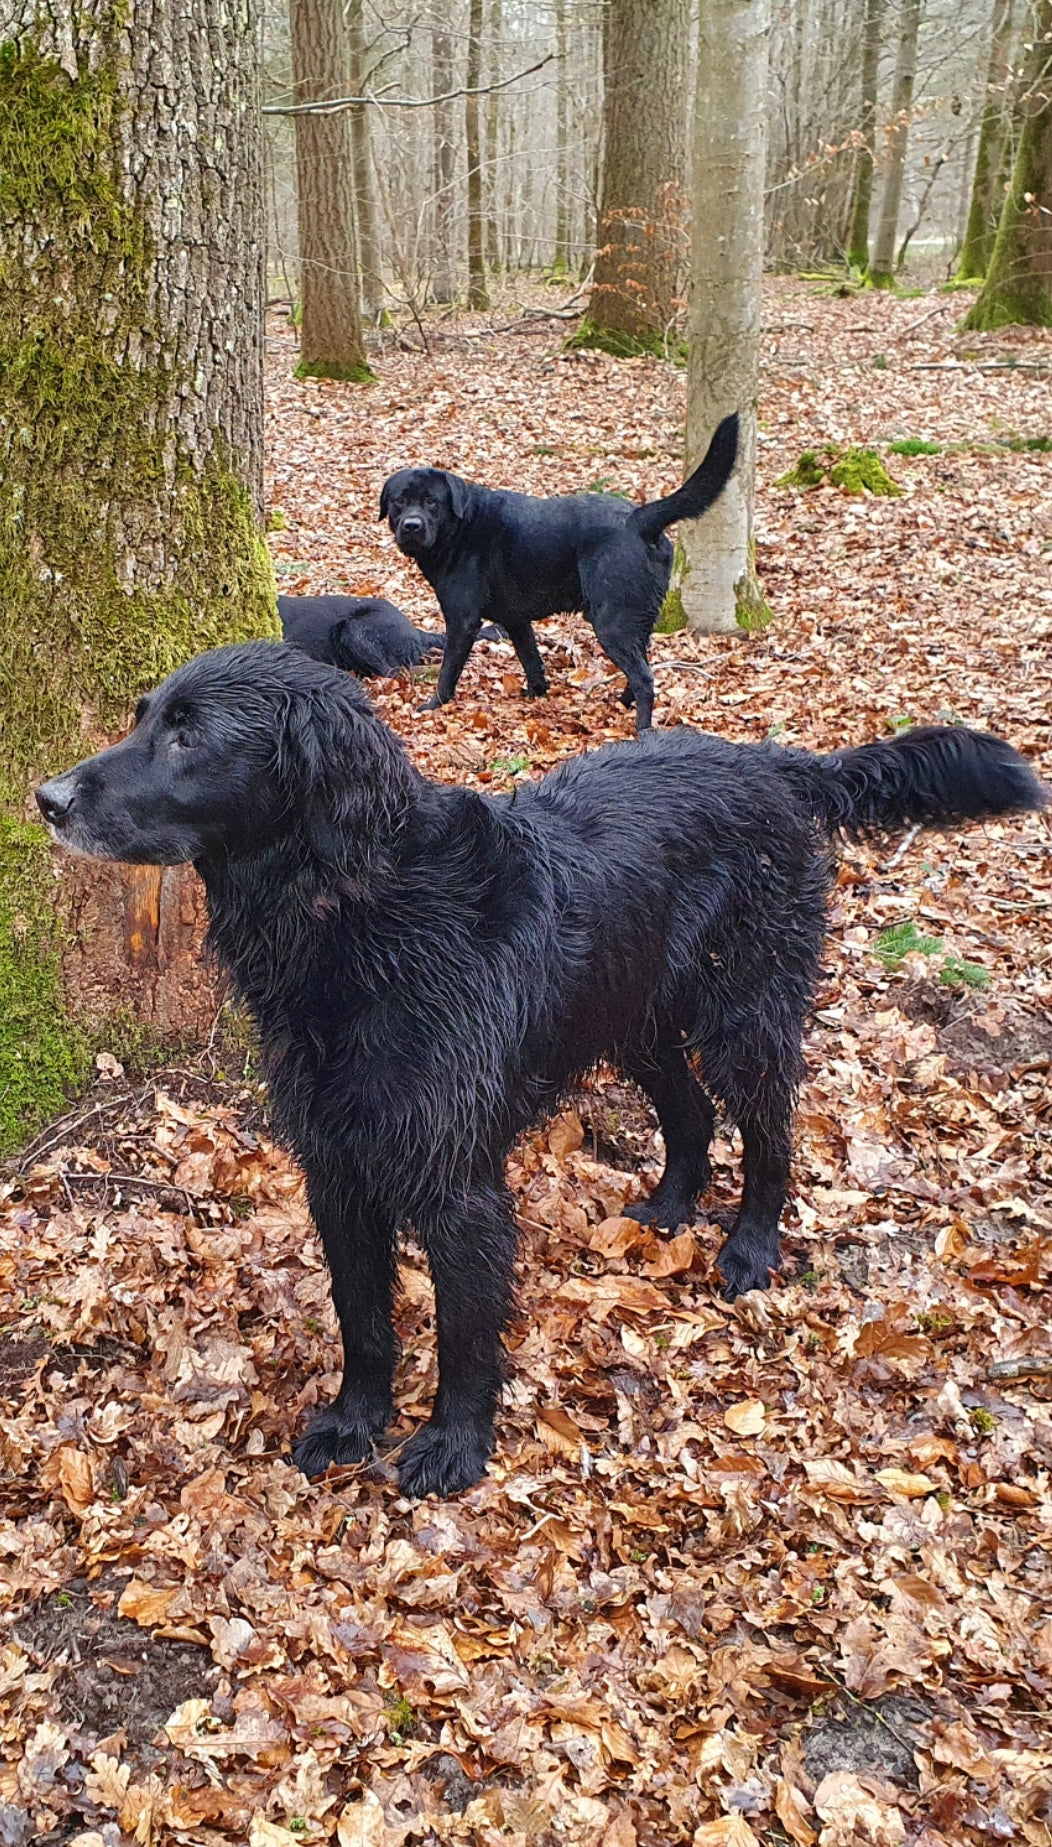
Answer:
36 644 1044 1496
277 594 444 677
380 413 740 730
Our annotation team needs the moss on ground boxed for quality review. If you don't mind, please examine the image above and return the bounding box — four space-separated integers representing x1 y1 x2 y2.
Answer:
776 446 902 496
564 319 687 365
294 356 378 384
775 450 828 489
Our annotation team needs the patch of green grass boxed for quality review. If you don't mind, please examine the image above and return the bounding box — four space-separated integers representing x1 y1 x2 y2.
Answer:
885 713 916 735
873 921 944 969
872 353 889 370
970 1407 997 1434
491 754 531 778
939 955 990 991
584 476 630 498
889 438 942 456
995 434 1052 454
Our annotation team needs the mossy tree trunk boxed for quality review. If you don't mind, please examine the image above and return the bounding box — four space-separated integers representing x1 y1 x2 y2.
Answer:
957 0 1017 280
846 0 885 271
465 0 489 309
585 0 690 353
347 0 385 324
290 0 372 380
553 0 571 274
673 0 772 636
0 0 276 1152
964 0 1052 327
867 0 923 288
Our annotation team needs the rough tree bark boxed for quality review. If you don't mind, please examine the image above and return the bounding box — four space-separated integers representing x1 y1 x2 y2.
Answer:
466 0 489 307
965 0 1052 326
290 0 371 378
868 0 923 287
431 21 457 302
553 0 571 273
585 0 690 352
846 0 885 270
672 0 772 635
957 0 1018 280
347 0 385 322
0 0 275 1152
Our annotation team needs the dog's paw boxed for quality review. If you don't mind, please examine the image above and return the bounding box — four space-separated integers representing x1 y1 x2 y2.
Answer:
717 1236 776 1301
525 684 549 700
420 693 444 712
397 1420 493 1499
622 1195 694 1231
291 1402 388 1478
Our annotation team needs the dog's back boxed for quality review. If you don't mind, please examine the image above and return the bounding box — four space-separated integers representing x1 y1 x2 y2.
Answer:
278 594 442 674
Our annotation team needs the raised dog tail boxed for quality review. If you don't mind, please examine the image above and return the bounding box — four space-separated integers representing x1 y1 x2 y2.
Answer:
780 725 1047 838
628 412 739 543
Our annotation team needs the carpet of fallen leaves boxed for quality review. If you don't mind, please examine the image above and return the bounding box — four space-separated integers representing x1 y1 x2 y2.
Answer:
2 282 1051 1847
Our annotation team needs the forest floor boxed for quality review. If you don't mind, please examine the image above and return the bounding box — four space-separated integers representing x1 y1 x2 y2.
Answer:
2 279 1051 1847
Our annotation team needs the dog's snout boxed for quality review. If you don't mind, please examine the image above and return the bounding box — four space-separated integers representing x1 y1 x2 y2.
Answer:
399 515 425 537
36 776 75 826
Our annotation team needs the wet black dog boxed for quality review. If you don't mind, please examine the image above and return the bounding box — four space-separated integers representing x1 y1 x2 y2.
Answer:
277 594 443 677
380 413 739 730
36 643 1045 1496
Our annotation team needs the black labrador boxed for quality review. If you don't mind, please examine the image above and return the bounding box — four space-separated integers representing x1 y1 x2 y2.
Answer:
380 412 740 730
36 643 1044 1496
277 594 444 677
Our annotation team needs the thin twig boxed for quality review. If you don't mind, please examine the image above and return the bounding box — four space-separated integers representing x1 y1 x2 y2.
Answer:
988 1355 1052 1381
264 53 554 117
883 823 922 871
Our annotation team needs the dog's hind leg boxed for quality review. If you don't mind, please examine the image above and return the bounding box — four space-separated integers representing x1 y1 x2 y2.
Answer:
587 615 656 733
621 1045 715 1229
400 1175 517 1497
716 1094 793 1301
292 1185 398 1477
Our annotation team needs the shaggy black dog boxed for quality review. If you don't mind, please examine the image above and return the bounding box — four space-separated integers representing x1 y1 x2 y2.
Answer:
380 413 740 730
36 644 1044 1497
278 594 443 677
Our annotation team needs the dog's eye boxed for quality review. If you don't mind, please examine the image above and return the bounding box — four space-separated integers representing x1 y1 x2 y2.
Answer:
170 731 196 753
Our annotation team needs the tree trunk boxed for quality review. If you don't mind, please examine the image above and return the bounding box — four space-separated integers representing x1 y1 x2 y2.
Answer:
347 0 385 322
674 0 772 636
587 0 690 352
957 0 1017 280
432 23 457 303
290 0 371 378
465 0 489 307
0 0 274 1153
868 0 922 287
846 0 885 270
485 0 503 273
965 0 1052 327
553 0 571 273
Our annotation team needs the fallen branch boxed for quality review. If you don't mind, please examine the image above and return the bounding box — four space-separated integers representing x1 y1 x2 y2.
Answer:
884 822 922 871
910 361 1052 374
988 1355 1052 1381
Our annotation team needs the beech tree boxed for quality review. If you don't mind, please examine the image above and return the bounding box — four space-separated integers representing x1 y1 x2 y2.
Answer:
290 0 372 378
0 0 274 1151
846 0 886 270
965 0 1052 325
868 0 923 286
957 0 1017 280
584 0 690 353
466 0 489 308
674 0 772 634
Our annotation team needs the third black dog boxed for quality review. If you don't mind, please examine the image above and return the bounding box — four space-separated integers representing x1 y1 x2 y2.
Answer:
36 643 1045 1497
380 413 740 730
277 594 445 678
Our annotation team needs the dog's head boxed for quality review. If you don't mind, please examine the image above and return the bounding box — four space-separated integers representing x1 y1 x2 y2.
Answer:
379 467 469 559
35 641 413 882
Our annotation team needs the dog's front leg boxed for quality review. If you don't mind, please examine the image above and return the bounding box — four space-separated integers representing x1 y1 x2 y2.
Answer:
400 1177 516 1496
423 606 481 709
292 1183 398 1477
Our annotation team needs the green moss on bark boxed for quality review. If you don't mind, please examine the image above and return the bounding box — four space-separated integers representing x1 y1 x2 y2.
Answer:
294 355 378 384
0 819 89 1154
564 319 687 366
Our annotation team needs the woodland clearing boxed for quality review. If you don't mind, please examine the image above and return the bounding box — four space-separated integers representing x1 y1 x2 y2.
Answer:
1 279 1051 1847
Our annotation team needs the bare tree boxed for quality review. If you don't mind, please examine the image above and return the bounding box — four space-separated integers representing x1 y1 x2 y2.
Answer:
466 0 490 306
586 0 690 351
485 0 504 271
347 0 386 321
846 0 886 269
432 19 457 301
957 0 1017 279
0 0 274 1149
676 0 772 634
965 0 1052 325
290 0 372 376
553 0 571 272
868 0 923 286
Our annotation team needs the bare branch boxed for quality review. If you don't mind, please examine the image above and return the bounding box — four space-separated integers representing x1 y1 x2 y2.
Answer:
264 52 555 118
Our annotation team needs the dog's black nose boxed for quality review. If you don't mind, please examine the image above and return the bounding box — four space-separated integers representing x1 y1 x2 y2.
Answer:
36 779 73 825
399 516 425 538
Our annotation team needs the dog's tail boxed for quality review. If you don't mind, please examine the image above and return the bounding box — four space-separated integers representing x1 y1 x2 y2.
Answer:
778 725 1047 839
628 412 740 543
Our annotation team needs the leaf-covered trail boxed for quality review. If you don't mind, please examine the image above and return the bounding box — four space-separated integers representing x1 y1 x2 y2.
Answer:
1 282 1050 1846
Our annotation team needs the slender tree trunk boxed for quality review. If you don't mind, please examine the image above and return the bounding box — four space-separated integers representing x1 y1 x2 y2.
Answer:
868 0 923 287
347 0 385 321
675 0 772 635
588 0 691 351
485 0 503 273
846 0 885 270
553 0 571 272
0 0 274 1152
290 0 371 377
965 0 1052 327
957 0 1017 280
431 23 457 302
466 0 489 307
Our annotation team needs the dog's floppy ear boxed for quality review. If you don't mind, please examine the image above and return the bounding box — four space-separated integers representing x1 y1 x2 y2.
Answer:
441 470 468 521
279 675 412 886
379 479 391 522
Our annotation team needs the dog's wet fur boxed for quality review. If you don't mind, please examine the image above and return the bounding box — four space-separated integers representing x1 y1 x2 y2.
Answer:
36 643 1046 1496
